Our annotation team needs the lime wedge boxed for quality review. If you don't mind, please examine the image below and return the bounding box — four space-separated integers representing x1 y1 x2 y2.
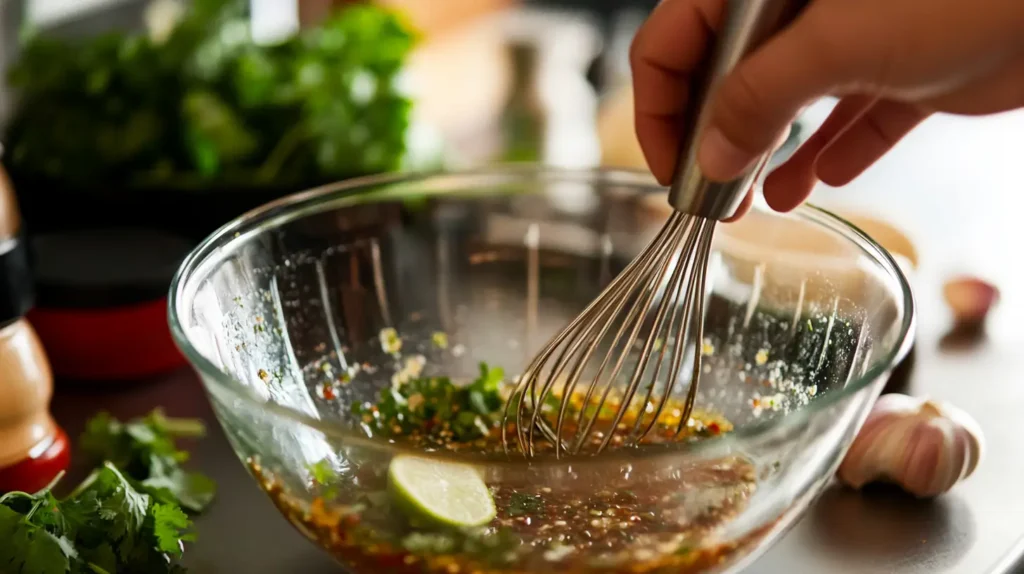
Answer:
387 454 496 528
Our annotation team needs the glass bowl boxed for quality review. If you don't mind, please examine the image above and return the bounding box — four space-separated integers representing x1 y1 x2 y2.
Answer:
169 167 915 573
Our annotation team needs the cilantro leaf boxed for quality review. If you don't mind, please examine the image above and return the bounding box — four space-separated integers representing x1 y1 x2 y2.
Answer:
63 463 197 573
0 505 76 574
17 527 75 574
467 363 504 416
0 409 208 574
79 409 216 513
150 504 195 557
141 449 216 513
73 465 150 560
142 470 217 514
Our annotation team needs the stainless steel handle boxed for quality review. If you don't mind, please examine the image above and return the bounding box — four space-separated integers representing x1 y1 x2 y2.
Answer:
667 0 807 220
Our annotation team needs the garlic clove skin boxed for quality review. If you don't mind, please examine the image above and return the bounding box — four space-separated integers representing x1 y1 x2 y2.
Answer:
837 393 984 498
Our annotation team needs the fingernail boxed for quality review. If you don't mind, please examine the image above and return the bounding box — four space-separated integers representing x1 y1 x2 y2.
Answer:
698 128 755 180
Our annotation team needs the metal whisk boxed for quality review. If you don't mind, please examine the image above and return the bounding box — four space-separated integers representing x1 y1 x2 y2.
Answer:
503 0 807 458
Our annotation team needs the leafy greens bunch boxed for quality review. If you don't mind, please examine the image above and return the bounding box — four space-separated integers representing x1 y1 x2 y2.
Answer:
0 409 216 573
3 0 418 190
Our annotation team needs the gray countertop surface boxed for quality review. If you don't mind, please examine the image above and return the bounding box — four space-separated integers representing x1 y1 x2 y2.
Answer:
50 108 1024 574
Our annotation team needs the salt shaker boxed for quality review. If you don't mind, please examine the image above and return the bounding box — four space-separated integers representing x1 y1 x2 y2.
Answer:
0 164 70 493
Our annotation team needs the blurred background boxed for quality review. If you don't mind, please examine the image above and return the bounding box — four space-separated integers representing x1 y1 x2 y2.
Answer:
1 0 669 236
0 0 1015 383
0 0 687 380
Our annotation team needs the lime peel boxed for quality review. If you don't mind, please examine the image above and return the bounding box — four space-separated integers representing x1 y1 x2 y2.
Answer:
387 454 496 528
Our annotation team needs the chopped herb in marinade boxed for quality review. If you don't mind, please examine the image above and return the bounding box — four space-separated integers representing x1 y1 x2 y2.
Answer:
306 459 336 485
506 492 545 517
431 331 449 349
352 362 506 442
305 459 339 501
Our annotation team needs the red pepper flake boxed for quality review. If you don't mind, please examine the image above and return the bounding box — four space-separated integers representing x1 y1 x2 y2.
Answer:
707 422 721 435
320 383 338 400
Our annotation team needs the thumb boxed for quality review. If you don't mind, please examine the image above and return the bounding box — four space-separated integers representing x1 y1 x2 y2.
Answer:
698 15 844 181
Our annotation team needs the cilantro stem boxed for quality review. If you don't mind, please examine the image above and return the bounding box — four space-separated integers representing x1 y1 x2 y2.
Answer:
150 409 206 437
0 471 67 505
40 470 67 494
87 564 113 574
0 490 32 505
24 498 45 522
68 469 102 499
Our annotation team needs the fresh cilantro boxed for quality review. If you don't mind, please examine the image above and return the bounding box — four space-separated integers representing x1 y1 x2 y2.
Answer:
466 363 505 416
353 362 507 442
80 409 216 513
0 505 76 574
0 463 197 574
151 504 195 556
3 0 418 190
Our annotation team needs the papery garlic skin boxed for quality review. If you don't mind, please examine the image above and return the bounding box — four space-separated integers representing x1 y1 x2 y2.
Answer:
837 393 983 498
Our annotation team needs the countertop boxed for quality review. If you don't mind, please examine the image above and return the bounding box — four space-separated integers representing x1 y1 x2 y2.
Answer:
49 107 1024 574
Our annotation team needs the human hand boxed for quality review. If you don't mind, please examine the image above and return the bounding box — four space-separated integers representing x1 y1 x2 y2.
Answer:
630 0 1024 217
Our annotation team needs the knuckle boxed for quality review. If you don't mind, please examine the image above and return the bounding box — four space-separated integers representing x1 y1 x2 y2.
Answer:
628 30 648 70
795 13 870 87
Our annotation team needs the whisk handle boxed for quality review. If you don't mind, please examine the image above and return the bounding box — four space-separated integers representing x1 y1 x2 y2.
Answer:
666 0 808 221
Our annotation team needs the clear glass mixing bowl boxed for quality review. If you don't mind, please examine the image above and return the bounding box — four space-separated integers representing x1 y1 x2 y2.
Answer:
169 167 915 573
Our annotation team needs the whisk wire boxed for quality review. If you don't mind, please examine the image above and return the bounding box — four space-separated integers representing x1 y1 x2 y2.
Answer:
503 215 681 455
629 217 707 443
504 212 721 457
566 214 688 454
596 216 698 452
531 213 685 455
675 219 715 437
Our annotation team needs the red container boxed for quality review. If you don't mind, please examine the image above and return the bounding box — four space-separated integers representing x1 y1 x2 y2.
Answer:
28 228 193 382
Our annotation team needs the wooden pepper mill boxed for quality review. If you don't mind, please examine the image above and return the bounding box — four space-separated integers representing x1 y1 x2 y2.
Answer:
0 164 70 493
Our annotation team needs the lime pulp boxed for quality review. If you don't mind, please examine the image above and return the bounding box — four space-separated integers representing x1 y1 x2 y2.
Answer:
387 454 496 528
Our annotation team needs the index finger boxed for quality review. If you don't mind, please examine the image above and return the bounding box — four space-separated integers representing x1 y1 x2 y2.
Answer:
630 0 725 185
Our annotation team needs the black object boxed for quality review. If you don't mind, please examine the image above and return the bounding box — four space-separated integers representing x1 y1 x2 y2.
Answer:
0 232 34 325
30 227 196 309
12 174 319 242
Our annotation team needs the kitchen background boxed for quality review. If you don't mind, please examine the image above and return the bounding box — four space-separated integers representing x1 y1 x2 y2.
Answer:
0 1 1022 573
1 0 674 380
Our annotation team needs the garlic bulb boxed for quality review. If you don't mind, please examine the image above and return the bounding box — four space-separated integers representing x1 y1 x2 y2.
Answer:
837 393 983 498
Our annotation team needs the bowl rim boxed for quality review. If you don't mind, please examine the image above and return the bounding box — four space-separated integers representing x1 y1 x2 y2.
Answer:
167 165 917 466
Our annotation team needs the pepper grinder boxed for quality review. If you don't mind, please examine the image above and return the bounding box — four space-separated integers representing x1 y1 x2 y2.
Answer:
0 163 70 493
